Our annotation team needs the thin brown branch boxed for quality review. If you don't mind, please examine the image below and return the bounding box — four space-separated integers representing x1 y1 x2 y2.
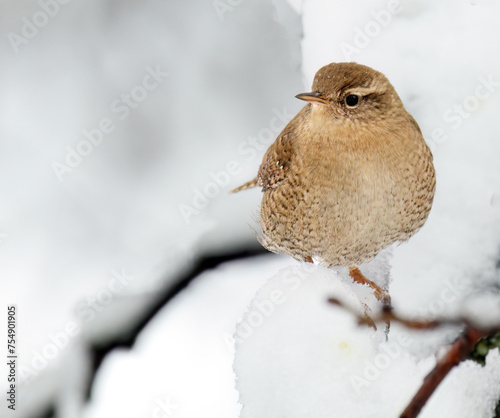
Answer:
327 297 500 418
328 297 463 329
400 327 486 418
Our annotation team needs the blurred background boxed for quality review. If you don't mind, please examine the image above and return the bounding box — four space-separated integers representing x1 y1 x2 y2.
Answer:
1 0 500 417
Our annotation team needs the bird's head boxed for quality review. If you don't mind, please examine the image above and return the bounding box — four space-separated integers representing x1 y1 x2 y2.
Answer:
296 62 405 124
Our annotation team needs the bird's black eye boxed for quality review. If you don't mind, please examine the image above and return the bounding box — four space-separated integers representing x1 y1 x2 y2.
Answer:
345 94 359 107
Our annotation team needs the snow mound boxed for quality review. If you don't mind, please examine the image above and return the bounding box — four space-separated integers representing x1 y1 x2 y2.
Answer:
234 261 500 418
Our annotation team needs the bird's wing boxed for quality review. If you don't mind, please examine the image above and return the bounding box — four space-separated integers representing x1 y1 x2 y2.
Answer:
257 132 294 191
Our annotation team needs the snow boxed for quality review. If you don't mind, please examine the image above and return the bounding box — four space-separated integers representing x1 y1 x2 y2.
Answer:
423 349 500 418
83 255 292 418
234 263 500 418
2 0 500 417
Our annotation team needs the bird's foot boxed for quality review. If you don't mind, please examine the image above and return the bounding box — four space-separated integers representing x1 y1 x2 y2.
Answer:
349 267 392 333
348 267 391 308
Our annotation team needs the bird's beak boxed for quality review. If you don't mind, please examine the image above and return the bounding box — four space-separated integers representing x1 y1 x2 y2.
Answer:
295 92 328 105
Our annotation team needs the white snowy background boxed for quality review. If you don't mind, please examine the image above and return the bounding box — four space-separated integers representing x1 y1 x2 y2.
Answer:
1 0 500 417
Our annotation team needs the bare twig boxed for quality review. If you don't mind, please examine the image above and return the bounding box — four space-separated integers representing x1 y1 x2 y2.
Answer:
327 297 500 418
400 327 486 418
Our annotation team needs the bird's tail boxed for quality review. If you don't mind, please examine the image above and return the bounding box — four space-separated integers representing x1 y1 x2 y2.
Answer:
230 178 259 193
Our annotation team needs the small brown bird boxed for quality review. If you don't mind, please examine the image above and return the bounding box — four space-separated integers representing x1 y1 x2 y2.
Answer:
232 62 435 301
